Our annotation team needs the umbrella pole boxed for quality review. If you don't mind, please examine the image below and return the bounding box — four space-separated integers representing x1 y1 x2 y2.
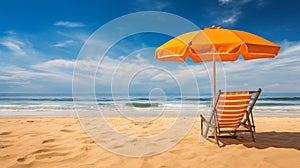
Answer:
213 54 216 105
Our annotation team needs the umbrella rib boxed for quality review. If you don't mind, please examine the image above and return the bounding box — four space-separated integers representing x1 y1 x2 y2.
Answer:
157 45 190 58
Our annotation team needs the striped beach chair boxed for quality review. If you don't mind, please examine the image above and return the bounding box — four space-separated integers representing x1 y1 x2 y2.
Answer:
200 88 261 146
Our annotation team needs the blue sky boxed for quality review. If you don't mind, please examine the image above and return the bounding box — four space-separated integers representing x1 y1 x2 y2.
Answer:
0 0 300 94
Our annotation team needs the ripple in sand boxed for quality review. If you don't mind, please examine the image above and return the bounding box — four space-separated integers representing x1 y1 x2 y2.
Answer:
16 157 26 162
0 144 12 149
60 129 75 133
42 139 56 144
32 149 53 154
0 131 12 135
35 152 70 160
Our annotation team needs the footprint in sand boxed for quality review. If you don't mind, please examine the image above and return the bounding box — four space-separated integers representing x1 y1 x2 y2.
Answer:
82 139 95 144
81 146 89 151
0 144 12 149
75 137 95 144
35 152 69 160
32 149 53 154
16 157 26 162
0 131 12 135
42 139 56 144
60 129 75 133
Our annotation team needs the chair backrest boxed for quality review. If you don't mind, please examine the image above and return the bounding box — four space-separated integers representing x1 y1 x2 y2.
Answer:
215 90 259 129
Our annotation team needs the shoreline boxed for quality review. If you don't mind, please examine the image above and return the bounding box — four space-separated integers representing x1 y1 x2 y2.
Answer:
0 108 299 118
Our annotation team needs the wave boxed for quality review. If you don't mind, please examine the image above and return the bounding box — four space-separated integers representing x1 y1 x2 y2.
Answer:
130 98 152 101
180 98 211 101
256 103 298 106
0 98 74 101
125 103 160 108
0 97 123 102
0 93 299 111
1 96 299 101
259 97 300 101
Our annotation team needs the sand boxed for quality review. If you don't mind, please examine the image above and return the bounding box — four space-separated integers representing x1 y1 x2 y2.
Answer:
0 116 299 168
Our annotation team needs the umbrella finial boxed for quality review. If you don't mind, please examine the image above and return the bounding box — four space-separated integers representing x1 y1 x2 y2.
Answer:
205 25 223 30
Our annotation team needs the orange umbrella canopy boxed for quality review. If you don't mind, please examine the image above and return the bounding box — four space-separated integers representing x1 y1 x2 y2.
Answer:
156 26 280 62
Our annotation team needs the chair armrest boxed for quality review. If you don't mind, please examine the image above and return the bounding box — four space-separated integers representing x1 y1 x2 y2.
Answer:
200 114 210 125
200 114 215 138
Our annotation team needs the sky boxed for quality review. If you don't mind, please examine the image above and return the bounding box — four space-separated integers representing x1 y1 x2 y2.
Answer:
0 0 300 94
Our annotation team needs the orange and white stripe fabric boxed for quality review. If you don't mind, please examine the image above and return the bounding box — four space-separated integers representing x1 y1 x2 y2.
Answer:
216 91 252 129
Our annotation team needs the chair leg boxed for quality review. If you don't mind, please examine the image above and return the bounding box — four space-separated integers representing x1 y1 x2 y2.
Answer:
250 113 256 133
248 117 256 142
250 127 256 142
214 128 220 146
200 117 203 136
233 131 237 139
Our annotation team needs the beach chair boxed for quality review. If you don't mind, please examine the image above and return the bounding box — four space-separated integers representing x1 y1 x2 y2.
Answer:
200 88 261 146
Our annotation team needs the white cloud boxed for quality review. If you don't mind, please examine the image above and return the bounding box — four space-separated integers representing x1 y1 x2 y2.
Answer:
219 0 254 5
0 34 43 61
0 65 55 83
134 0 171 10
215 0 256 25
3 52 198 93
31 59 75 71
53 40 74 47
153 1 170 10
0 64 70 92
4 30 16 35
1 38 299 93
219 41 300 92
1 40 26 56
151 73 170 81
265 83 280 90
54 21 86 28
280 43 300 55
222 14 237 24
218 0 233 5
55 31 89 43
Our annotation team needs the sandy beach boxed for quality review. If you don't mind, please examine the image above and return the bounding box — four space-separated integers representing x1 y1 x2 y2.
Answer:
1 0 299 167
0 116 299 168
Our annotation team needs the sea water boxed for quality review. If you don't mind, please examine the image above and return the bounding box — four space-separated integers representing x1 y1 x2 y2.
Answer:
0 92 299 117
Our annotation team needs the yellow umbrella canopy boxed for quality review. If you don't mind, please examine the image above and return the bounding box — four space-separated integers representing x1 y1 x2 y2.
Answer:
155 26 280 102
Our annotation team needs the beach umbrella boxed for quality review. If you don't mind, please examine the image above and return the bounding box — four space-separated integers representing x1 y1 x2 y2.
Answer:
155 26 280 103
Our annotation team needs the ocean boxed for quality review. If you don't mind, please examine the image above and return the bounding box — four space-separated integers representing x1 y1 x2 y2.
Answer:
0 92 299 117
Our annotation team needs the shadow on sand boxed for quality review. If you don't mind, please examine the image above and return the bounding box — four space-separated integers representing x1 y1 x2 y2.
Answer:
218 132 300 150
